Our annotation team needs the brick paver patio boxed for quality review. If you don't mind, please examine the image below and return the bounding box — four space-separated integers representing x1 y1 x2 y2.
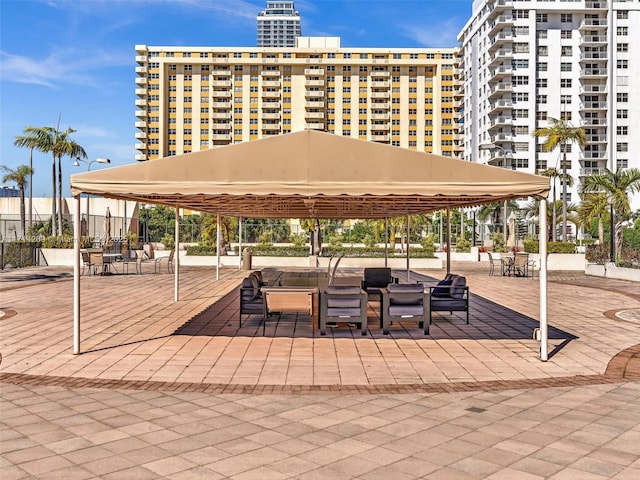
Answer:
1 262 639 479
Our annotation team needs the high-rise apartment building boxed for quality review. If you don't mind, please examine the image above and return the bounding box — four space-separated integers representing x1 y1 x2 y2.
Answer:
458 0 640 209
257 1 301 47
134 40 462 161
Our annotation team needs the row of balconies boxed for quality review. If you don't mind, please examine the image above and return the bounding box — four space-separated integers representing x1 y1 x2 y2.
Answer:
579 18 607 29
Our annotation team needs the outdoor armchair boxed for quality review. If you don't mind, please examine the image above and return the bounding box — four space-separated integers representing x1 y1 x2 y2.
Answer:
381 283 429 335
319 286 368 336
239 275 266 327
428 274 470 325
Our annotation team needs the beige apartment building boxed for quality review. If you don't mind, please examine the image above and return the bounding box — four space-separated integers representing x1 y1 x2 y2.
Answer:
134 38 462 161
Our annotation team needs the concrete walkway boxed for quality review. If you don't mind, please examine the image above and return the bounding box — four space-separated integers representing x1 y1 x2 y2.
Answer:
1 262 639 479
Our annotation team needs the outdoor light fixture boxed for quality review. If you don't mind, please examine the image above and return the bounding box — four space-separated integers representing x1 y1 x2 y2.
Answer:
74 157 111 236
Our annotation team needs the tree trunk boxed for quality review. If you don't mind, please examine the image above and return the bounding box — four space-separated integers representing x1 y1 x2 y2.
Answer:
598 217 604 245
28 147 33 232
615 221 623 260
551 183 557 242
20 188 26 239
51 156 57 237
57 156 63 235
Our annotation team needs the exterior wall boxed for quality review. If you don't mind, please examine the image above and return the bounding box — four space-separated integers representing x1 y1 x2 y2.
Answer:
458 0 640 212
134 44 462 162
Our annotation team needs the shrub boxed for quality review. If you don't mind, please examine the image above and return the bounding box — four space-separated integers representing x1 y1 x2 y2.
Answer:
455 236 471 253
41 236 92 248
491 232 506 253
186 244 217 256
523 236 539 253
548 241 576 254
586 244 610 264
289 233 308 248
161 234 175 251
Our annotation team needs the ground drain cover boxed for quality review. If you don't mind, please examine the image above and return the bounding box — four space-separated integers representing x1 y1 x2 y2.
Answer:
466 407 486 413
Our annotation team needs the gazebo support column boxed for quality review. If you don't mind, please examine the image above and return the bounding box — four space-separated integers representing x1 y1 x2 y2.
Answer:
73 194 81 355
174 207 180 302
446 208 451 275
216 212 221 280
238 217 242 270
384 217 388 268
539 199 548 361
406 214 410 281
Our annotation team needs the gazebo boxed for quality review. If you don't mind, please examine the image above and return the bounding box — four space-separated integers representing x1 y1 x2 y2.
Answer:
70 130 552 357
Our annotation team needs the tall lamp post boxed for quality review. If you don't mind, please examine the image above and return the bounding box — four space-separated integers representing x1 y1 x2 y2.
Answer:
479 144 513 243
73 158 111 237
609 202 615 262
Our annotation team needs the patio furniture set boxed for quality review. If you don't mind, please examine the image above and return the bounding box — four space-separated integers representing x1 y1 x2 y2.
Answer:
80 248 174 275
239 267 470 336
487 252 536 277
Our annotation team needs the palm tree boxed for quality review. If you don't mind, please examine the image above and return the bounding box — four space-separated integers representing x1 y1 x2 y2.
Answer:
22 125 86 236
538 168 573 241
13 128 46 230
582 168 640 257
578 192 609 245
532 118 586 242
1 164 35 239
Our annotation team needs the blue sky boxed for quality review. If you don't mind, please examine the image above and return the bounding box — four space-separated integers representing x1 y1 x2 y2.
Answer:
1 0 472 196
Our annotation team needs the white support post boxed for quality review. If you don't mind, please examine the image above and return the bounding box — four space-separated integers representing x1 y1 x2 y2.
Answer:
238 217 243 270
216 213 221 280
384 217 388 268
539 199 548 361
73 195 81 354
174 207 180 302
446 208 451 274
406 214 410 281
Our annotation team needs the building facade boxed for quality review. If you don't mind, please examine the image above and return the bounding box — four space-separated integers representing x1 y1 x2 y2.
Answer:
458 0 640 209
134 40 462 161
257 1 301 47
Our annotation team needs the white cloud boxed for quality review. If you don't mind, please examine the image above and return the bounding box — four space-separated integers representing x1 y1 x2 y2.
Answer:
401 18 464 47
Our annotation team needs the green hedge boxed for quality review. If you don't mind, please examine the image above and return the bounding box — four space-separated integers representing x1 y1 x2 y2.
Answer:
228 245 437 258
523 240 576 254
586 244 610 264
186 244 217 256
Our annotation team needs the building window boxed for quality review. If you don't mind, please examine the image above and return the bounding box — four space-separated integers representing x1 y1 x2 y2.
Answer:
617 60 628 69
617 109 628 119
561 95 571 104
561 30 572 39
560 63 572 72
617 43 628 52
617 27 628 36
617 126 628 136
536 78 548 88
561 46 572 56
536 13 548 23
617 93 628 103
560 79 572 88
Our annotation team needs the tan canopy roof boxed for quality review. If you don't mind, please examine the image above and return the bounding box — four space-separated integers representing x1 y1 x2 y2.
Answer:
71 130 549 219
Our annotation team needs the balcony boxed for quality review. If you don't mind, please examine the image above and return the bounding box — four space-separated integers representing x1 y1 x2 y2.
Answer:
135 110 147 117
262 112 280 120
135 121 147 128
135 153 147 161
579 52 607 61
306 122 324 130
305 79 325 86
370 91 390 99
261 101 281 109
262 80 280 87
211 112 231 119
370 71 390 78
135 77 147 85
581 34 606 44
370 124 390 131
211 123 231 130
135 143 147 150
585 134 607 142
580 152 607 160
305 101 324 108
212 134 232 141
305 90 325 98
580 167 606 176
489 99 513 112
261 70 281 77
211 80 231 87
261 123 281 130
211 69 231 76
489 65 513 78
135 131 147 139
580 84 606 94
135 55 147 63
579 18 607 29
370 81 390 88
370 113 389 120
490 49 513 64
371 102 390 109
305 111 324 119
211 101 231 109
211 90 231 98
135 99 147 106
371 134 390 142
304 68 324 76
580 68 607 78
580 117 607 126
135 66 147 74
135 88 147 96
585 1 607 10
491 132 513 143
488 15 513 35
489 82 512 97
488 31 513 50
580 101 607 110
262 91 280 98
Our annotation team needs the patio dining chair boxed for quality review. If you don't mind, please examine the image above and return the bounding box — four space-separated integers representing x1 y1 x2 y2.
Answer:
154 250 175 273
487 252 501 276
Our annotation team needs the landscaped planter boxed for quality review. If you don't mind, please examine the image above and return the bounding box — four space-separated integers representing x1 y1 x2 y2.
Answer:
586 262 640 282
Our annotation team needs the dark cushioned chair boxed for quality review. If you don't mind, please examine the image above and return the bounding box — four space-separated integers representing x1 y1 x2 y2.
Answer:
428 274 469 325
361 267 398 326
239 275 265 327
319 286 368 336
381 283 429 335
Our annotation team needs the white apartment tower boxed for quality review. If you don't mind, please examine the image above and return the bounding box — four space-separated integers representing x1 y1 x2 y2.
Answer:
257 1 301 47
458 0 640 210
